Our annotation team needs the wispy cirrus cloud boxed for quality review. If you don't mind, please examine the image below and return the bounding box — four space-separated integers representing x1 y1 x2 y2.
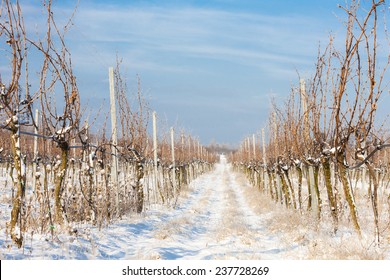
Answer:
68 4 330 74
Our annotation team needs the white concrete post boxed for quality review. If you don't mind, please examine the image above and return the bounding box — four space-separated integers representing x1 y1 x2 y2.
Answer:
109 67 119 213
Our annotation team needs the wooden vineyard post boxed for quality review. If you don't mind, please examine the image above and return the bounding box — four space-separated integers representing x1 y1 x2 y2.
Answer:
301 78 316 215
181 132 185 161
188 136 191 159
272 111 282 201
170 127 176 198
109 67 119 215
247 137 251 161
32 109 39 195
188 137 193 181
262 128 268 193
152 111 162 203
197 140 200 159
300 79 310 144
262 129 267 165
193 139 197 176
252 134 256 159
252 134 258 187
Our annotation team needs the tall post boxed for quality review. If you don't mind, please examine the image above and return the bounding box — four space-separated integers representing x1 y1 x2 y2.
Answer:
244 139 247 159
252 134 256 159
262 128 266 165
301 78 317 215
272 111 278 156
262 128 268 192
152 111 159 202
193 138 197 159
252 133 258 186
300 79 309 144
109 66 119 213
188 136 191 159
198 141 201 160
247 137 251 160
32 109 39 193
187 136 192 181
170 127 176 197
181 132 185 162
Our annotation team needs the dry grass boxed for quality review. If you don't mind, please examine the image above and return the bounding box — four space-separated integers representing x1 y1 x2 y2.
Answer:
215 171 245 241
154 216 191 240
235 172 278 216
215 190 246 242
265 206 388 259
234 170 389 259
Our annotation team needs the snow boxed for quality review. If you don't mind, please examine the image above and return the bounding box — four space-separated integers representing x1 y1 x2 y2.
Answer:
55 126 72 136
0 156 389 260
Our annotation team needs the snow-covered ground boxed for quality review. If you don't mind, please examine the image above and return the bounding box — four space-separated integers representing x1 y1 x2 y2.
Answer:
0 155 389 259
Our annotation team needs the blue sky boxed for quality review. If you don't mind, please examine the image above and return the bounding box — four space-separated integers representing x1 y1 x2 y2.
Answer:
10 0 390 145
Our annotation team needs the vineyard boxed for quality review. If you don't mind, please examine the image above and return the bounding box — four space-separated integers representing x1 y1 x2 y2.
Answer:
231 0 390 249
0 0 390 259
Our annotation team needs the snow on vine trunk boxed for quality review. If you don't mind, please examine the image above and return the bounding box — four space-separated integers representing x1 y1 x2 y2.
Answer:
8 115 27 248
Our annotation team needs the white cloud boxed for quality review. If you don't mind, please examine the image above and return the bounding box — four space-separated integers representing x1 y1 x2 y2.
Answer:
67 4 329 74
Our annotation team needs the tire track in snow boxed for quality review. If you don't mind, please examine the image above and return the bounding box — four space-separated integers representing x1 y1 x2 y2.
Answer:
211 163 295 259
89 155 291 259
130 162 228 259
88 166 223 259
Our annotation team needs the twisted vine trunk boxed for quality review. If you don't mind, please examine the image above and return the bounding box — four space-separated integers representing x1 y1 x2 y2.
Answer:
278 169 291 207
135 161 144 213
337 154 361 237
305 166 312 210
313 165 322 220
307 165 321 220
322 157 338 233
365 162 379 245
284 169 297 209
9 123 26 248
270 171 278 203
296 165 303 212
54 145 69 225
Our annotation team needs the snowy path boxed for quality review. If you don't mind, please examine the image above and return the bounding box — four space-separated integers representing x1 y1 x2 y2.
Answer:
86 156 291 260
0 156 295 260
